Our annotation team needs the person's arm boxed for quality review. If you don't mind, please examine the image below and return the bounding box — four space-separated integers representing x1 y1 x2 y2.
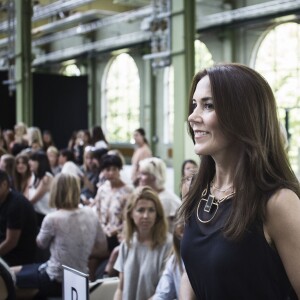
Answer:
131 158 138 182
36 215 54 249
265 188 300 298
0 228 21 256
82 175 96 194
28 175 52 204
89 186 101 209
181 176 193 201
113 272 124 300
98 196 110 235
90 220 109 259
179 271 196 300
94 187 103 219
152 256 177 300
113 194 129 236
104 246 120 276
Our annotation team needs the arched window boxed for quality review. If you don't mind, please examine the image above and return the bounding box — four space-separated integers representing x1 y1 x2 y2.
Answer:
103 53 140 143
194 39 214 72
164 66 174 144
254 22 300 176
60 63 81 76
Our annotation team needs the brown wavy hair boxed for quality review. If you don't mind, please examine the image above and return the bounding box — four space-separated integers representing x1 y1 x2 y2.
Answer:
15 153 31 194
179 63 300 240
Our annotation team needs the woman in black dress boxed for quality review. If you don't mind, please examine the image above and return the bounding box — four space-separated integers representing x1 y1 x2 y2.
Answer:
180 63 300 300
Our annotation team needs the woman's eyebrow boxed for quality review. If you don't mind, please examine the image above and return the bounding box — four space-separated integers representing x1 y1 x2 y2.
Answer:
192 97 213 102
201 97 213 101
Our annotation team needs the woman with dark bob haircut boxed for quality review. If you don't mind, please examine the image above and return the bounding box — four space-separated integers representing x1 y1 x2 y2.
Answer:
89 154 133 280
180 63 300 300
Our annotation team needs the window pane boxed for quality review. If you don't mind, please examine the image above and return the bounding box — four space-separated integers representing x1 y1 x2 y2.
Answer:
195 40 214 73
105 53 140 143
164 66 174 144
164 40 214 144
60 64 81 76
255 22 300 176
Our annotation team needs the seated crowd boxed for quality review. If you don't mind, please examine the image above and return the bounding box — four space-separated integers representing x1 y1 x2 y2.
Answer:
0 122 198 299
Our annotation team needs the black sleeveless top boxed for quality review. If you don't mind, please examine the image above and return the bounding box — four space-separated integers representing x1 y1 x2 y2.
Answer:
181 195 296 300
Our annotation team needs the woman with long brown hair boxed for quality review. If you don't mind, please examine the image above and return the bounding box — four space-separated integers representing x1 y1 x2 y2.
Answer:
15 152 32 198
180 63 300 299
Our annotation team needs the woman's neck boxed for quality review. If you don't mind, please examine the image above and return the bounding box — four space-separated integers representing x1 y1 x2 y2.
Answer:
59 207 78 211
211 162 236 200
155 188 164 194
110 178 124 189
137 230 153 245
137 141 145 148
152 185 164 193
212 143 241 185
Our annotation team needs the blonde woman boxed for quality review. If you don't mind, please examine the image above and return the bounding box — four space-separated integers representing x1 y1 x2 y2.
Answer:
27 127 43 151
113 186 172 300
13 173 107 299
139 157 181 232
46 146 60 176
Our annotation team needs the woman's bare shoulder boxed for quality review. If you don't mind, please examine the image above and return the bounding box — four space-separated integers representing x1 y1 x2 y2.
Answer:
266 188 299 214
42 173 53 185
265 188 300 238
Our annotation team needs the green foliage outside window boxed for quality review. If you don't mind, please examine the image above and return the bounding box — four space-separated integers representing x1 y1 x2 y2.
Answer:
105 53 140 143
255 22 300 177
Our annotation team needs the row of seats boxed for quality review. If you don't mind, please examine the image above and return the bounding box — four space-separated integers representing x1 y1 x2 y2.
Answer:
48 277 119 300
0 261 15 300
0 261 119 300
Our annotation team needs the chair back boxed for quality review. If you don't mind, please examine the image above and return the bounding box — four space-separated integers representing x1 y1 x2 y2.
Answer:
0 260 16 300
89 277 119 300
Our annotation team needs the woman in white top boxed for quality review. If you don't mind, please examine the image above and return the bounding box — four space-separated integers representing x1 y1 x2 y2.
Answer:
114 186 172 300
91 125 109 149
12 173 107 299
28 150 54 227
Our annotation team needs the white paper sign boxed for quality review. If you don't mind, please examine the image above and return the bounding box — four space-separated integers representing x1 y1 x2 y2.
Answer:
63 265 89 300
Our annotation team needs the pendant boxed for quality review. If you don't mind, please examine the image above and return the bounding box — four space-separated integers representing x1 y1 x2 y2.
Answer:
196 189 235 224
196 195 219 223
204 195 215 212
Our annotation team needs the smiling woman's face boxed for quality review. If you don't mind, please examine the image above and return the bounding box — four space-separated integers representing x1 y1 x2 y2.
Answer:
188 75 232 159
